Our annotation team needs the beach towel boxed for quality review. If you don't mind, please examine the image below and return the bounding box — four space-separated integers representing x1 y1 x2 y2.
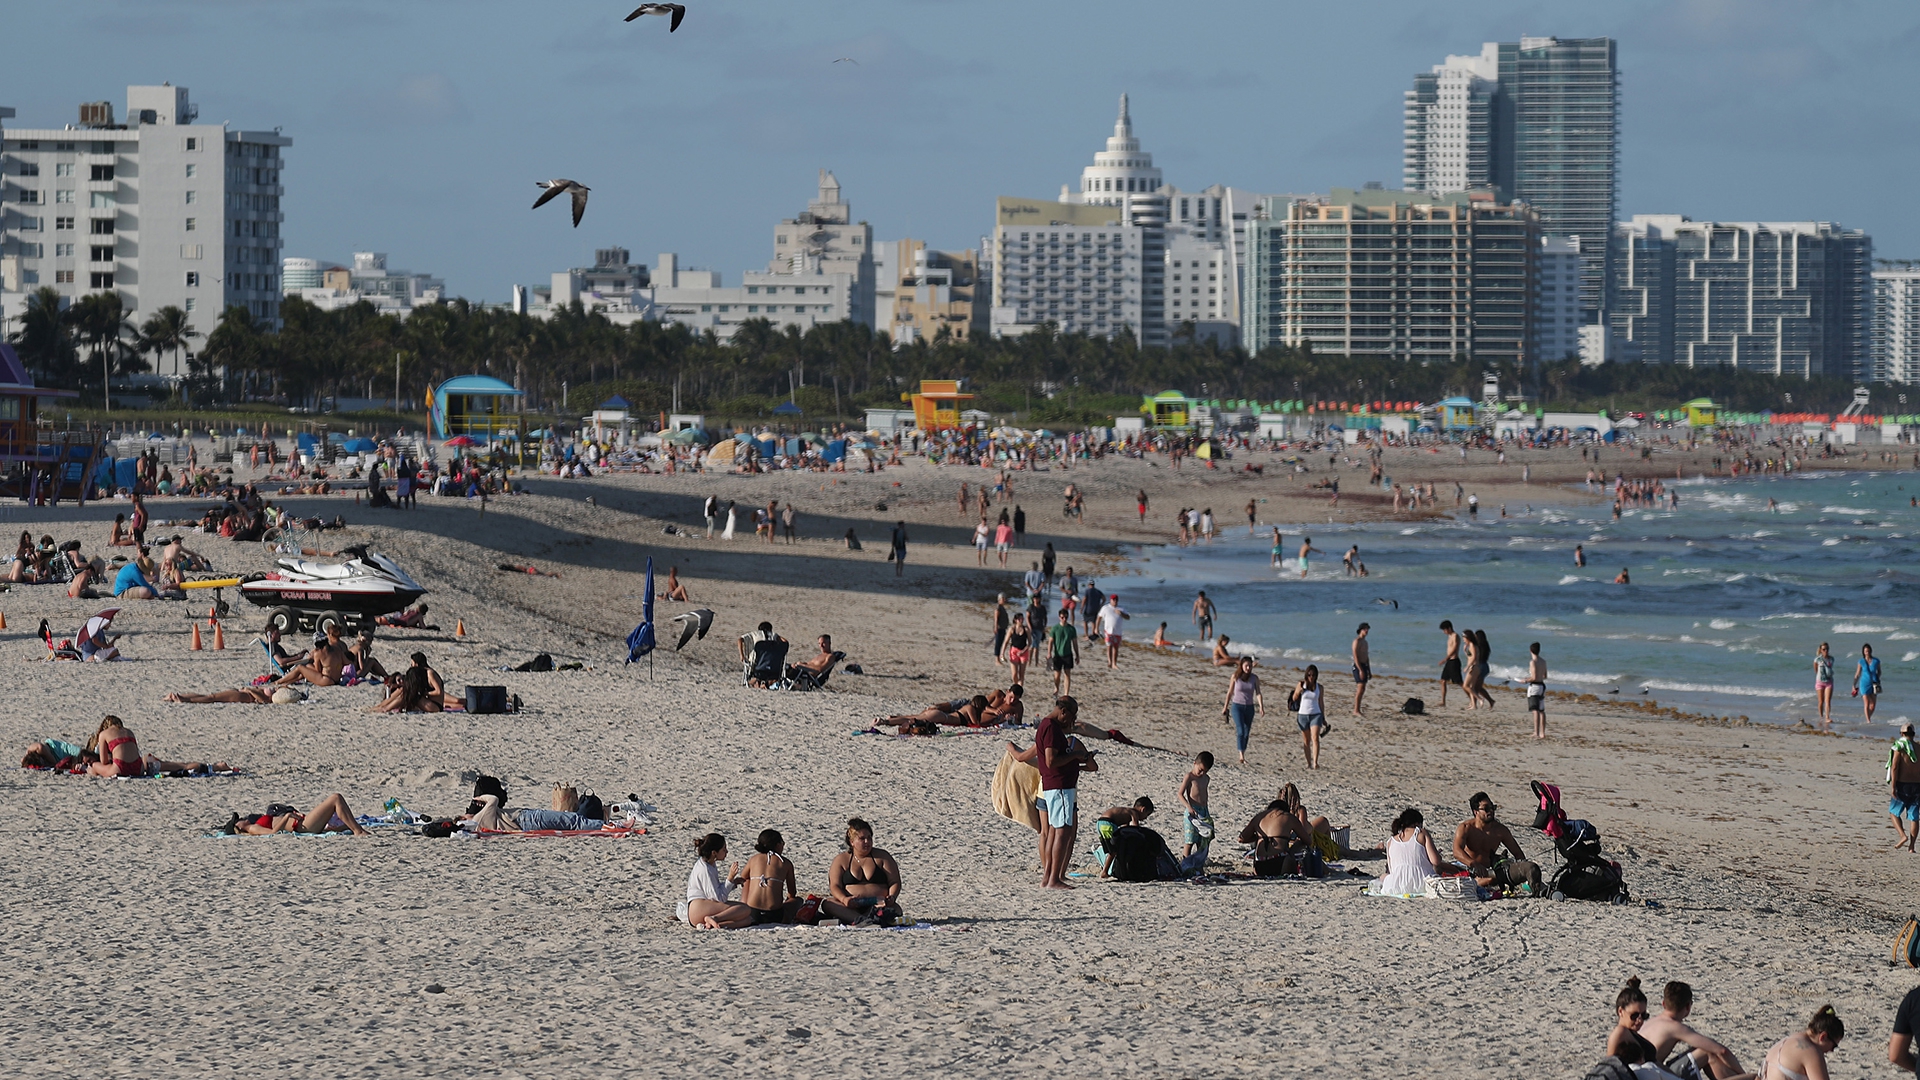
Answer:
990 745 1042 832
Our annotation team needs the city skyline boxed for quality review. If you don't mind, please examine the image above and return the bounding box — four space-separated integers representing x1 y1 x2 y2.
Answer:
4 0 1917 303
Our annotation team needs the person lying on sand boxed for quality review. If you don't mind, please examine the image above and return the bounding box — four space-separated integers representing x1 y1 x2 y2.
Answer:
221 794 369 837
884 695 990 730
21 738 89 769
822 817 904 926
165 687 278 704
462 793 607 833
374 602 431 629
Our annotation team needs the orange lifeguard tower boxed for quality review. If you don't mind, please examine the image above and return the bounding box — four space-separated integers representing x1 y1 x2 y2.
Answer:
902 380 973 432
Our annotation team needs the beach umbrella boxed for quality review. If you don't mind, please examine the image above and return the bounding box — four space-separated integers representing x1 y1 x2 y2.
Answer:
444 435 478 447
625 557 656 670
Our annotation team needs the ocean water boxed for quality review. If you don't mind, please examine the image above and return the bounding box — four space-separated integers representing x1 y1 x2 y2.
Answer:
1106 471 1920 734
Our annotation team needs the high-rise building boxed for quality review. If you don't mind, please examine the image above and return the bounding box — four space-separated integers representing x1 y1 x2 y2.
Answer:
0 85 289 329
770 170 874 327
1871 266 1920 384
1404 37 1617 320
1610 215 1872 377
873 239 987 344
989 196 1144 340
1242 188 1538 364
1535 237 1583 363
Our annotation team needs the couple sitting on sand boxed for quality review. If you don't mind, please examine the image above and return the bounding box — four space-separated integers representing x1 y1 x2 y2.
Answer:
1604 976 1772 1080
1237 782 1347 877
680 818 904 929
22 716 232 777
1363 792 1544 898
882 684 1025 733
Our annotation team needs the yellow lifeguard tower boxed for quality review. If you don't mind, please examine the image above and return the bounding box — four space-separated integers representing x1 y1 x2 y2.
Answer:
903 380 973 431
1681 398 1719 427
1143 390 1192 429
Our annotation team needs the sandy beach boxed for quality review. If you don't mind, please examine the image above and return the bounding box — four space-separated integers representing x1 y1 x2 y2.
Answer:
4 440 1918 1078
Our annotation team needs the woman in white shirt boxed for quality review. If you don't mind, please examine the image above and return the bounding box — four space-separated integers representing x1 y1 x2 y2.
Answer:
1294 665 1327 770
679 832 753 928
973 518 991 566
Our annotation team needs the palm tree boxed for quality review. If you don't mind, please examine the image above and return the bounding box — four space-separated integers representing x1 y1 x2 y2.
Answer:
8 286 74 384
65 292 136 410
138 306 199 399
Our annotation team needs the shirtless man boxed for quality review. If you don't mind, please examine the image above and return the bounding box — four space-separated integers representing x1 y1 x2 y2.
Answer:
1437 620 1463 707
791 634 842 677
1526 641 1548 739
1192 590 1217 642
882 694 990 731
1342 545 1360 577
274 624 349 688
1297 537 1323 580
1451 792 1542 897
1350 623 1372 715
1640 980 1748 1080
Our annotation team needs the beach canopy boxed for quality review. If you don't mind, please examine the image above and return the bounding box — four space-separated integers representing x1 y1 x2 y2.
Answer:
772 401 803 415
342 437 377 453
444 435 478 447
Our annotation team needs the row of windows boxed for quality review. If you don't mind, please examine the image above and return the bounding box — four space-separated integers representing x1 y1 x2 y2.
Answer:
744 285 829 295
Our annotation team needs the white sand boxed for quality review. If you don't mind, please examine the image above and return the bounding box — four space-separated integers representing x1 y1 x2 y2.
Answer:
2 450 1916 1077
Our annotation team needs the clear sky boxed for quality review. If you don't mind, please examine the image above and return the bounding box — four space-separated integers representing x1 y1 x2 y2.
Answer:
11 0 1916 301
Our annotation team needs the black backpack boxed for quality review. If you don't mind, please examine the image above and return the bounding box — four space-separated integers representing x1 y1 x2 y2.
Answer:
1401 697 1425 715
1582 1057 1635 1080
1553 860 1628 903
1108 826 1161 882
514 653 555 673
577 793 604 820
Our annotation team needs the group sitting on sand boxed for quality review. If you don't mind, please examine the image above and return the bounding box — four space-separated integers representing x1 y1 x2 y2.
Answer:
679 818 904 929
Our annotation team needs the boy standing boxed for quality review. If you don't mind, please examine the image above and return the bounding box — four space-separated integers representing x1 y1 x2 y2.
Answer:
1178 751 1214 869
1048 608 1079 698
1350 623 1372 715
1526 642 1548 739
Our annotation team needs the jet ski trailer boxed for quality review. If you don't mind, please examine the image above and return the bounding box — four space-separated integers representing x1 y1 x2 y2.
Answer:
239 545 427 635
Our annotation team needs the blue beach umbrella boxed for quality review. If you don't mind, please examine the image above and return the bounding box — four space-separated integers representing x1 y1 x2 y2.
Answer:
626 557 656 665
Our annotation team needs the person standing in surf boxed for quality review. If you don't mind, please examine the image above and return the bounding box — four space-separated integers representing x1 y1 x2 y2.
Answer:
1855 643 1883 724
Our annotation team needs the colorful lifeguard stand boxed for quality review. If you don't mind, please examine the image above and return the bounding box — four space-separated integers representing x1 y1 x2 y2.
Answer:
430 375 525 442
1142 390 1193 429
1437 396 1480 432
902 380 973 431
0 342 90 503
1681 398 1718 427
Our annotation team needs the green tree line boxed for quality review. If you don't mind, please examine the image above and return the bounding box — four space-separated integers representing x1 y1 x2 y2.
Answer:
8 289 1902 421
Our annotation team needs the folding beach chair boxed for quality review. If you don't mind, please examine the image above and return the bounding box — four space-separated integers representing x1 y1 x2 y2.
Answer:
743 638 790 688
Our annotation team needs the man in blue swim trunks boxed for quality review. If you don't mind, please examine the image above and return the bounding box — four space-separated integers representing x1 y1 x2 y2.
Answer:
1891 723 1918 852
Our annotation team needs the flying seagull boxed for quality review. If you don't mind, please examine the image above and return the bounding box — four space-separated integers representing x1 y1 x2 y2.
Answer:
833 57 859 64
671 608 715 651
1373 598 1398 609
626 3 685 31
532 179 590 227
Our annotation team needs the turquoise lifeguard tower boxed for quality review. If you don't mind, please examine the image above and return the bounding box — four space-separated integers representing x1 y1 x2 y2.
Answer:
430 375 524 442
1438 396 1479 432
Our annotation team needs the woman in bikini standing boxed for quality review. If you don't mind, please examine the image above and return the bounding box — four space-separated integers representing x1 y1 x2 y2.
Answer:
822 818 903 925
1005 612 1032 687
741 829 802 925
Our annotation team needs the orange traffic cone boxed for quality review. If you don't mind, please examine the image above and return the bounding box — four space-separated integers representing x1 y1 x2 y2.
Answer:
212 620 226 650
455 618 467 638
0 610 7 630
191 622 203 650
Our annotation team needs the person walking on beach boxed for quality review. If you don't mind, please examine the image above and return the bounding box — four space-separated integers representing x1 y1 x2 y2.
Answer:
1023 562 1047 606
1438 621 1463 707
1467 493 1479 518
1048 607 1079 698
1526 642 1547 739
1888 724 1917 852
1137 489 1148 523
1096 594 1129 669
1222 659 1262 765
1350 623 1372 715
1179 752 1215 865
1246 499 1258 535
995 517 1014 568
889 521 908 578
992 594 1011 664
723 501 737 540
1081 580 1103 639
1342 545 1360 577
704 494 719 538
1293 665 1327 770
1013 505 1026 548
973 518 990 566
957 482 969 517
781 503 797 544
1192 590 1217 642
1856 643 1884 724
1814 642 1836 727
1297 537 1322 579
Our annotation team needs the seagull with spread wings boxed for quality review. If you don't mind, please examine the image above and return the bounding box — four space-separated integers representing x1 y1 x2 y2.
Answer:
626 3 685 31
532 179 590 228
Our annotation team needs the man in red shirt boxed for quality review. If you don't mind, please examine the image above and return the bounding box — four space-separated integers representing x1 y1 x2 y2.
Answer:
1009 697 1098 889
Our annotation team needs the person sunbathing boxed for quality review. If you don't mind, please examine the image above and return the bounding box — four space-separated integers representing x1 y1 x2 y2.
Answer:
262 624 308 671
883 694 990 731
274 625 349 688
165 687 278 704
66 549 105 600
740 829 802 925
791 634 842 677
1242 793 1318 874
375 602 430 628
345 629 391 684
21 738 88 769
822 817 903 925
108 514 137 548
463 792 606 832
1211 636 1237 666
666 565 690 602
223 793 369 836
83 715 231 775
983 684 1025 725
7 531 43 583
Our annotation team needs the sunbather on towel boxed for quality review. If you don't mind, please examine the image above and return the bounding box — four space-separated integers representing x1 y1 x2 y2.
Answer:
165 687 278 704
680 833 753 928
21 738 88 769
462 793 606 832
883 695 990 731
223 794 369 836
84 716 231 777
821 817 904 926
374 602 430 629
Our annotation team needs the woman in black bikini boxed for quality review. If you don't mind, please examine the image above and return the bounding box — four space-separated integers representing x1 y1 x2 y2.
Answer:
741 829 802 925
823 818 903 925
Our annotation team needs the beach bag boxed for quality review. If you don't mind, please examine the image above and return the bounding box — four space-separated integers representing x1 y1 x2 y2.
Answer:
576 793 604 821
1286 685 1303 712
1108 825 1161 882
552 785 579 812
514 653 554 673
1583 1057 1636 1080
1401 697 1425 716
465 685 509 714
1430 875 1480 901
1896 915 1920 968
1552 860 1627 903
